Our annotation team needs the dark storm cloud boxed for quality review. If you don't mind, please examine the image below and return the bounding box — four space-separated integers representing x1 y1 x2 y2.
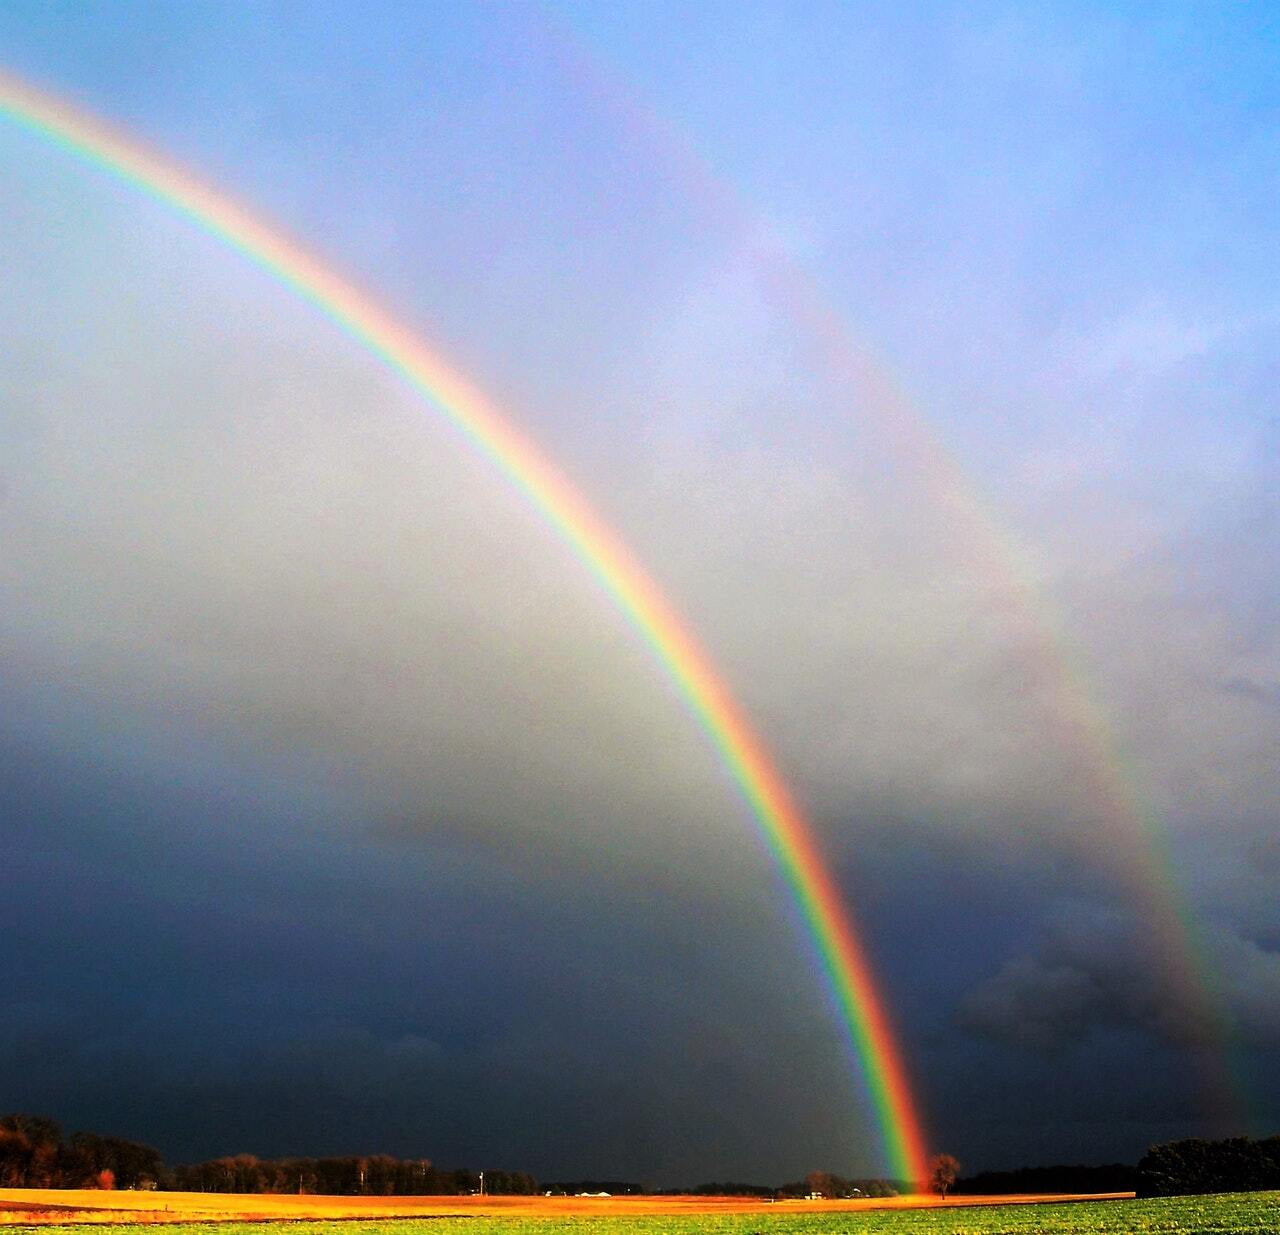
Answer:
0 705 878 1181
960 957 1104 1055
958 905 1280 1053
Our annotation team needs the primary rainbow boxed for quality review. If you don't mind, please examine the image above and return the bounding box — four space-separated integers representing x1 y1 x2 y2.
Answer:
0 71 930 1183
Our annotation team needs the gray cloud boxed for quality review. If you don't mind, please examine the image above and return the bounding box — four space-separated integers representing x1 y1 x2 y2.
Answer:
3 132 1276 906
960 905 1280 1053
1221 676 1280 707
958 955 1106 1053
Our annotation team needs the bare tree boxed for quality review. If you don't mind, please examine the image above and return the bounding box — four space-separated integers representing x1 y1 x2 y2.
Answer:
928 1153 960 1199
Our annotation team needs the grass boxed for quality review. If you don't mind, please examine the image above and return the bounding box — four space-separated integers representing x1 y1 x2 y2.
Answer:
6 1192 1279 1235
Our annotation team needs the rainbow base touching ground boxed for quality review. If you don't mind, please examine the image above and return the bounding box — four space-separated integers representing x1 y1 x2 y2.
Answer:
0 70 929 1184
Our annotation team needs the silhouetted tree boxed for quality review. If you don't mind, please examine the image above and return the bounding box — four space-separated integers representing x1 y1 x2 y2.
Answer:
929 1153 960 1199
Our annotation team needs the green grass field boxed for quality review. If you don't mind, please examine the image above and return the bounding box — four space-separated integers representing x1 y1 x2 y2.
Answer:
23 1192 1280 1235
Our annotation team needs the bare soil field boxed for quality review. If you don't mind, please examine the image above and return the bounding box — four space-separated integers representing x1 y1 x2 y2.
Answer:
0 1188 1134 1224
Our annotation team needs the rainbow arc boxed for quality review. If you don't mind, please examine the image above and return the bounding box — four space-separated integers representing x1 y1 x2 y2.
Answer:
0 70 930 1184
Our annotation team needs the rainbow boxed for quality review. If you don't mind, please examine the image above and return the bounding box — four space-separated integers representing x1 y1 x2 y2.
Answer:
544 20 1245 1127
0 70 930 1183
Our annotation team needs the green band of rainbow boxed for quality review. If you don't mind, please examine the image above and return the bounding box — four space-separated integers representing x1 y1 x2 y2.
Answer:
0 70 929 1184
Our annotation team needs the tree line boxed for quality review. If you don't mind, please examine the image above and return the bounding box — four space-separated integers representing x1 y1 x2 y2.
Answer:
946 1136 1280 1198
0 1113 535 1195
6 1109 1277 1199
1137 1135 1280 1196
0 1111 908 1199
652 1173 902 1199
171 1155 537 1195
953 1162 1139 1195
0 1114 163 1190
783 1171 902 1198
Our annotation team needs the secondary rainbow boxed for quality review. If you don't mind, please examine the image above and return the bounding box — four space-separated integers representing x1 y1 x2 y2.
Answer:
544 19 1245 1127
0 71 930 1183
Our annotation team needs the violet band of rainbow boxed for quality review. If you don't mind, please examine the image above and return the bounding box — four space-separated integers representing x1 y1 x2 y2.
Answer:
0 70 930 1184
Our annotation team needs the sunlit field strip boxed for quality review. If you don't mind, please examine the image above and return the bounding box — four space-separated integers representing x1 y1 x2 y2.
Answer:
0 1190 1131 1218
3 1193 1280 1233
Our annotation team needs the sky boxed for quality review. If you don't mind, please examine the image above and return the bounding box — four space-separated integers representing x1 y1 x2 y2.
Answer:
0 0 1277 1185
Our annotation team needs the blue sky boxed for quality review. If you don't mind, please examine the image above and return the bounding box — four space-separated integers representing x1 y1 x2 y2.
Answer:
0 2 1277 1181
